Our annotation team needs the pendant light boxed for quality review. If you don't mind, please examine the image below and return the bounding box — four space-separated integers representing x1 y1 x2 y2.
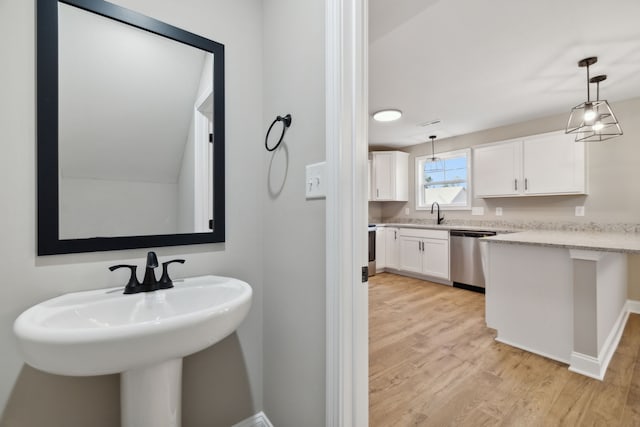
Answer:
428 135 439 162
566 57 623 141
575 75 623 142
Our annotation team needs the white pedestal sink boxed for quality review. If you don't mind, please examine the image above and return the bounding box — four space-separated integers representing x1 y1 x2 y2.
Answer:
14 275 252 427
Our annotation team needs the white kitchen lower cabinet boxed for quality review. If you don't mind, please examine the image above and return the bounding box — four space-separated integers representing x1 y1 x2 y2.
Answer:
422 238 449 278
375 227 386 272
385 227 399 270
399 234 422 274
398 228 450 281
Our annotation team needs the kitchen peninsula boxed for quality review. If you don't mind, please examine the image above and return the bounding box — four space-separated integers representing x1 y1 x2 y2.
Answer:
482 229 640 380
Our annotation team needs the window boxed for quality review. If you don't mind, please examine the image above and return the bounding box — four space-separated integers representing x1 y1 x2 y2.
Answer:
416 148 471 210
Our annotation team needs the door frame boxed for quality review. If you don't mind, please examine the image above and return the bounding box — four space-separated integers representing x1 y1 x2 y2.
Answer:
325 0 368 425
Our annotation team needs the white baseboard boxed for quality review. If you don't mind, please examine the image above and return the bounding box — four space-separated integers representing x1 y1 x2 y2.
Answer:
569 301 631 380
496 299 639 381
627 299 640 314
232 411 274 427
569 351 605 380
495 336 570 365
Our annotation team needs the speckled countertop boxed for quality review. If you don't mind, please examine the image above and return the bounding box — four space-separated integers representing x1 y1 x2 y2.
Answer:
481 230 640 254
375 223 518 234
374 220 640 254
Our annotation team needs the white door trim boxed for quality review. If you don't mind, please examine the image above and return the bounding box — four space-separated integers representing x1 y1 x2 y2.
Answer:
194 90 213 232
325 0 368 425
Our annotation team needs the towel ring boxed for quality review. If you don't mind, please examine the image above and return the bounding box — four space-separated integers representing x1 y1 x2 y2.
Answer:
265 114 292 152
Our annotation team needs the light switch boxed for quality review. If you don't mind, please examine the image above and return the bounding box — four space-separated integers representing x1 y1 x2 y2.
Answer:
495 207 503 216
305 161 326 199
404 208 410 215
575 206 585 216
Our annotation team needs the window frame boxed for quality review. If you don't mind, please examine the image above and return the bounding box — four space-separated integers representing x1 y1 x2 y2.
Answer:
415 148 472 211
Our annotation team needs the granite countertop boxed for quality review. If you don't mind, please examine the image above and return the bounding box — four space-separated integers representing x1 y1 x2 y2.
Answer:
481 230 640 254
374 223 518 234
373 221 640 253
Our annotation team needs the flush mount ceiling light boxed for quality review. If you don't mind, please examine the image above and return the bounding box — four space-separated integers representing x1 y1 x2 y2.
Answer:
372 109 402 122
566 57 623 142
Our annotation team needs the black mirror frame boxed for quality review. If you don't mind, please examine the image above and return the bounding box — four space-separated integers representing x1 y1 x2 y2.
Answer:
37 0 225 255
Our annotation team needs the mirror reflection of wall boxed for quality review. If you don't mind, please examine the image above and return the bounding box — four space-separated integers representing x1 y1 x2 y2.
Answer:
58 3 213 239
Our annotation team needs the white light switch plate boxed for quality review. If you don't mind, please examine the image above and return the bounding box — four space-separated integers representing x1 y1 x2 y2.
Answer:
495 207 503 216
305 161 326 199
471 207 484 216
405 208 410 215
575 206 585 216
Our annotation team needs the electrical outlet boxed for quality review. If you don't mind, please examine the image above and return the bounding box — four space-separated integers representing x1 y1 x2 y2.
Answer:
575 206 585 216
495 207 503 216
471 207 484 216
405 208 410 215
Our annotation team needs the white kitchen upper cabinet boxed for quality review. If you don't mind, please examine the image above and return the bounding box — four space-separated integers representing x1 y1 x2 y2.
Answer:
523 132 586 195
473 140 522 197
473 130 586 198
385 227 399 269
370 151 409 201
375 227 386 271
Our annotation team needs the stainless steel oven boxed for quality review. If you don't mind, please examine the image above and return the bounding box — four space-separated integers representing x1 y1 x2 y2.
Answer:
368 225 376 277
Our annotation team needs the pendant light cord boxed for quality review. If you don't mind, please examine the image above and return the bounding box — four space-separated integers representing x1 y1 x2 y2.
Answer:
586 63 591 102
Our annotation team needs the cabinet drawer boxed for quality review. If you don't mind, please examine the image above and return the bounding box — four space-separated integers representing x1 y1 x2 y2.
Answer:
399 228 448 240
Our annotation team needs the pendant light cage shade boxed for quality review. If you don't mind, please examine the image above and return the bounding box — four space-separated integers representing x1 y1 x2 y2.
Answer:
570 100 623 142
565 57 623 142
566 99 623 140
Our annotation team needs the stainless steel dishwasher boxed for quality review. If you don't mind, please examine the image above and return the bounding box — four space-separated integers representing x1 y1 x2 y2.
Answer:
450 230 496 292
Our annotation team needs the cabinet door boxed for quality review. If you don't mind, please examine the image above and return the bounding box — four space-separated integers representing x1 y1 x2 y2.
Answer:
367 159 373 201
375 228 386 271
399 235 422 273
422 238 450 280
473 141 522 197
385 227 399 269
372 152 394 200
523 132 585 195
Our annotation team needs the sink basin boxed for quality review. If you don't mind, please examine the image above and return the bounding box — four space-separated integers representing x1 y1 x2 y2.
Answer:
14 275 252 376
14 275 252 427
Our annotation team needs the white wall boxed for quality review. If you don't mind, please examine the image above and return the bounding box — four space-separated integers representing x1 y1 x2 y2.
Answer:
0 0 264 425
60 178 178 238
379 97 640 225
261 0 327 425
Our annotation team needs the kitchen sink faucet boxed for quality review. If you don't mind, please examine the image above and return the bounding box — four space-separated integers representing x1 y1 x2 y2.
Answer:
431 201 445 225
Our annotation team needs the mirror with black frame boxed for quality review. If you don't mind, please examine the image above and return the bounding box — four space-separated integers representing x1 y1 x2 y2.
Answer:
37 0 225 255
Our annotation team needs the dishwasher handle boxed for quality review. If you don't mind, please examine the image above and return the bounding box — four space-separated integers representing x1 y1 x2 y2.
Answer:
450 230 497 238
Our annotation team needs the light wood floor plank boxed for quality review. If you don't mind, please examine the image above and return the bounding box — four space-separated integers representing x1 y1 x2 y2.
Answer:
369 272 640 427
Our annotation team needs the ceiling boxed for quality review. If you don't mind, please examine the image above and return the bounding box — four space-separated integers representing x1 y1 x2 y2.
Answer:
368 0 640 147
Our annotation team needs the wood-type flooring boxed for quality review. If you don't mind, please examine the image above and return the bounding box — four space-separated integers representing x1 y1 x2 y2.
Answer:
369 272 640 426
